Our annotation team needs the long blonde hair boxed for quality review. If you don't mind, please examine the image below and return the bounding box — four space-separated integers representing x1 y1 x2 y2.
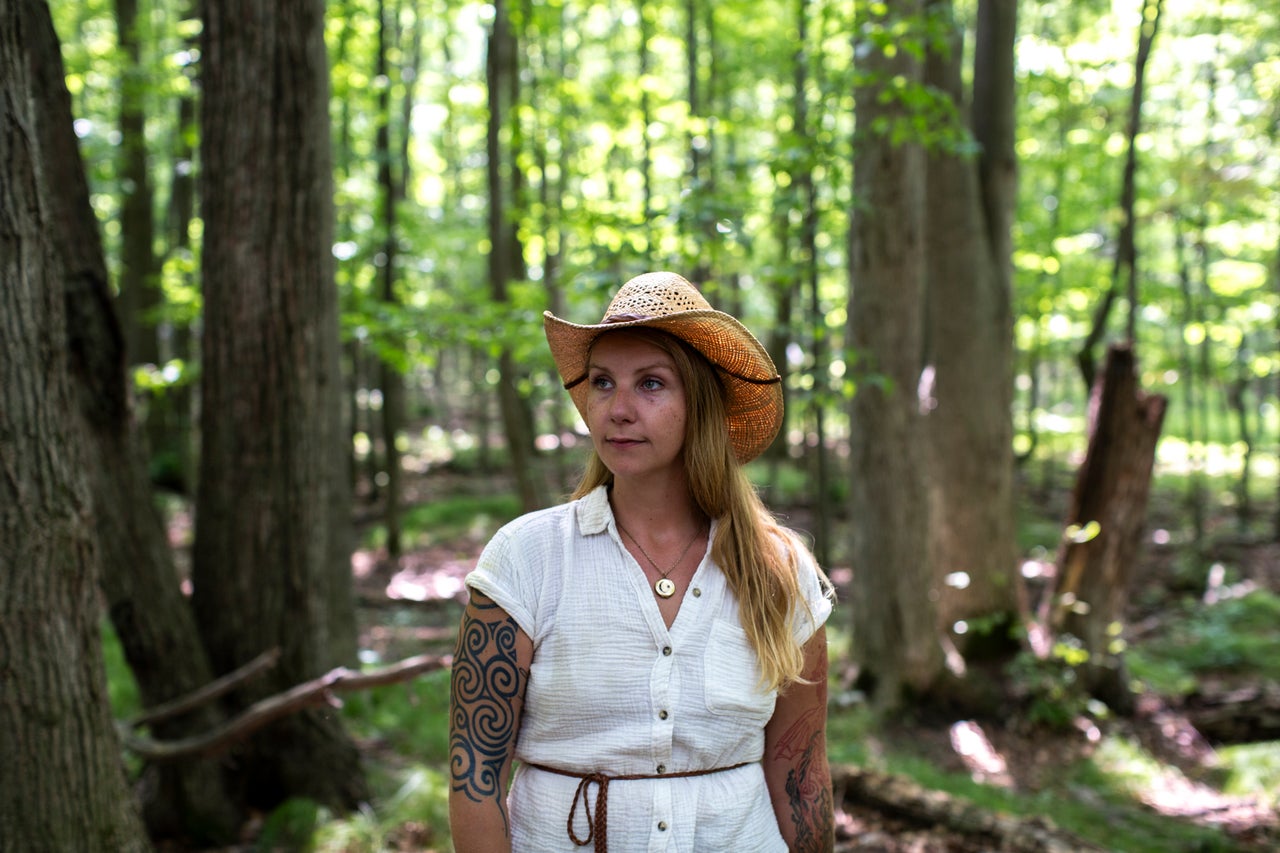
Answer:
571 328 822 690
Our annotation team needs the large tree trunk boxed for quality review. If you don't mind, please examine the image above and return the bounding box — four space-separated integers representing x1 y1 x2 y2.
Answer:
0 5 149 848
846 0 943 706
26 0 240 842
1051 344 1167 712
194 0 365 811
923 0 1020 658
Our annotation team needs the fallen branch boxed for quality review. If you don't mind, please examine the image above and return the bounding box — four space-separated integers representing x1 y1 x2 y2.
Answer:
125 647 282 730
832 763 1106 852
119 653 451 762
1185 684 1280 744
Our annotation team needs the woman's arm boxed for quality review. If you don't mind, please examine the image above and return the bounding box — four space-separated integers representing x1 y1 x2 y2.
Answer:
763 626 834 853
448 589 533 853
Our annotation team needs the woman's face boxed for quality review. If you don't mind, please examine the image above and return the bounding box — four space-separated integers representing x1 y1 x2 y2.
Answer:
585 332 688 483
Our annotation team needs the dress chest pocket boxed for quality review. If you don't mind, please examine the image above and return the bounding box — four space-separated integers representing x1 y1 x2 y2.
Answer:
703 619 776 721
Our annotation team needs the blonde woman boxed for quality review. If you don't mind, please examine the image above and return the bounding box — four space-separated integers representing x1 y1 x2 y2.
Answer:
449 272 835 852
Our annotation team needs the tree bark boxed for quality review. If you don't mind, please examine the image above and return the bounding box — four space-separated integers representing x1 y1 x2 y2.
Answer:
376 0 405 560
486 0 546 511
25 0 242 841
194 0 365 811
1051 344 1167 712
847 0 943 706
114 0 159 372
0 5 149 848
923 0 1020 657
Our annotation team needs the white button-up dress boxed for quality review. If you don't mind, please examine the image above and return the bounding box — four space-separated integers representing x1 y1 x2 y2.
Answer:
465 486 834 852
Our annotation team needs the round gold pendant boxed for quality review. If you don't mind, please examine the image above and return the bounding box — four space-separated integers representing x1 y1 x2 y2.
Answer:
654 578 677 598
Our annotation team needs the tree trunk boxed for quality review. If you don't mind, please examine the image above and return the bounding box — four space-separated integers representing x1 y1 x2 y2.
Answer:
194 0 365 811
114 0 159 372
0 5 149 848
26 0 241 841
149 0 200 497
486 0 546 511
846 0 943 706
376 0 405 560
1077 0 1163 391
922 0 1020 657
1051 344 1167 713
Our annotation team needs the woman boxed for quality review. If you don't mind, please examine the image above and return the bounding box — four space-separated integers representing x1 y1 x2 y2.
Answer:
449 271 835 852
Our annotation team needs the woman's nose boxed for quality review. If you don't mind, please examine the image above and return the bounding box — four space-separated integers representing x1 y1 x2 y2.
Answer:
608 387 636 421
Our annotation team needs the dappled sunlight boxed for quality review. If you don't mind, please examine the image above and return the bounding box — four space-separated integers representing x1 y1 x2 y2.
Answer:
948 720 1012 787
386 563 466 602
1157 435 1280 479
1093 733 1279 834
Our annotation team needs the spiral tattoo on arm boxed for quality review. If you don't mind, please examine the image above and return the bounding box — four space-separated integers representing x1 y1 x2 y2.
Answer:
449 593 527 834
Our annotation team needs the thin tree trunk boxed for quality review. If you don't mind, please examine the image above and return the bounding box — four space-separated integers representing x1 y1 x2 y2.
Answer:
1228 338 1254 529
1 5 150 848
794 0 830 565
1173 221 1206 543
157 31 198 497
1077 0 1163 390
195 0 365 810
376 0 405 559
486 0 545 510
115 0 159 371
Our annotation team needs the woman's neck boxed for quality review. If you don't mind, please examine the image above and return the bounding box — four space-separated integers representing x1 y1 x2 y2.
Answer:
608 476 704 540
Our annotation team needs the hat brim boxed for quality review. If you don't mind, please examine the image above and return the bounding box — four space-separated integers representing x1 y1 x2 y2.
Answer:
543 309 783 463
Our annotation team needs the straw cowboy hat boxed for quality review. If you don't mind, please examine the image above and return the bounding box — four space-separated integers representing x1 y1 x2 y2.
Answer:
543 271 783 463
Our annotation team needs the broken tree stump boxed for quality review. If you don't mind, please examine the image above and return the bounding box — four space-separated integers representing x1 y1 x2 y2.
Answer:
1050 343 1167 713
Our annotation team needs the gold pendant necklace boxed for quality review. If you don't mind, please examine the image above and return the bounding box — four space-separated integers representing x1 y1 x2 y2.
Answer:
618 522 703 599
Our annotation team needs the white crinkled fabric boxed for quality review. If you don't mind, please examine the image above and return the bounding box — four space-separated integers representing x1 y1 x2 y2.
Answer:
465 485 833 852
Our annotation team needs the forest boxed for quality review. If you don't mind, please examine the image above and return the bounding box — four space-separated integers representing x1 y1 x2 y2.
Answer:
1 0 1278 849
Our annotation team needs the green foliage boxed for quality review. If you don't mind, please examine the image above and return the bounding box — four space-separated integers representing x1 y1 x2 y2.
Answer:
313 767 452 853
342 669 452 763
1006 639 1099 729
1219 742 1280 810
363 493 522 550
257 798 327 853
100 620 141 720
1128 590 1280 695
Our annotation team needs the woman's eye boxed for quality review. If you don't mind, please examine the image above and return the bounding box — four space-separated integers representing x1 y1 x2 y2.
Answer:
640 378 663 391
590 375 613 390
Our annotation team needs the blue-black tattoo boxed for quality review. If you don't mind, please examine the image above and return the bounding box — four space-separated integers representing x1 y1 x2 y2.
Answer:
450 596 524 833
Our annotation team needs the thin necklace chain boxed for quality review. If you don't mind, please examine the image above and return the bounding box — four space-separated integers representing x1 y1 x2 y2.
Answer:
617 521 703 583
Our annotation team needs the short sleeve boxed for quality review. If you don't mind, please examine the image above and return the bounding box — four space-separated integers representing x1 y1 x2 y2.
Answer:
789 537 835 645
464 518 544 641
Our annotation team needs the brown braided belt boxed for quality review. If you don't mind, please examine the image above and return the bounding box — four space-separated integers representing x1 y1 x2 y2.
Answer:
525 761 752 853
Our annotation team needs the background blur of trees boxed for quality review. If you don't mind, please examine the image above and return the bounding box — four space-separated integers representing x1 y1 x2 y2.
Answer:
2 0 1278 847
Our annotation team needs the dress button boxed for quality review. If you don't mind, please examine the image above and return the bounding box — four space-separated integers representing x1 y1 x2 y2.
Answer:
657 764 666 774
692 588 701 597
659 710 668 720
658 821 668 831
662 645 672 656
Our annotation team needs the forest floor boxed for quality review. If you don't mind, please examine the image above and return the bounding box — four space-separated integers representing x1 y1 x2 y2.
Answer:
344 466 1280 852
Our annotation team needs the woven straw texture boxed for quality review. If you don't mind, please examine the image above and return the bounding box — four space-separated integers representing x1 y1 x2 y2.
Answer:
543 272 782 463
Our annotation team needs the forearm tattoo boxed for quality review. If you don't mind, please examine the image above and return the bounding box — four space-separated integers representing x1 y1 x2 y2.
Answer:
450 596 525 833
773 701 834 850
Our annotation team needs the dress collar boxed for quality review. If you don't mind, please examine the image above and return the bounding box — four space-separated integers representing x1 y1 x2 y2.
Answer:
575 484 613 535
